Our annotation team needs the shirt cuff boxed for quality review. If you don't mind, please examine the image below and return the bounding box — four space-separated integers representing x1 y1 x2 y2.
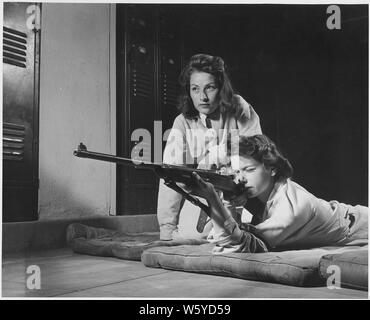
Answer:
159 225 178 240
223 217 244 243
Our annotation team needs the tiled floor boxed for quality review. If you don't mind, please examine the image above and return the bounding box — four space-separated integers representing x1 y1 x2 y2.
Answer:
2 248 368 298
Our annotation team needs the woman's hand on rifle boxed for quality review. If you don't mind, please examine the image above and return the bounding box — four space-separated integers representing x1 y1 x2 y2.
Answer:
190 172 218 201
191 172 234 230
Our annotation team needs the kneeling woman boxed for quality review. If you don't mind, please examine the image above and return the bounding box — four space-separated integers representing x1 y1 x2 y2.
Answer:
191 134 368 253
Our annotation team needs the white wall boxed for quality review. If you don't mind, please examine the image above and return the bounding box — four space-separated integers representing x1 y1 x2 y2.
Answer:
38 3 116 219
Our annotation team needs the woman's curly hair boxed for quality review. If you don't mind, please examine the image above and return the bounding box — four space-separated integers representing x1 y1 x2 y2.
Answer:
235 134 294 181
177 54 240 118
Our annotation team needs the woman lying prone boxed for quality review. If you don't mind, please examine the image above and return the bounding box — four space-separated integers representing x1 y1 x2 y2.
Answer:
189 134 368 253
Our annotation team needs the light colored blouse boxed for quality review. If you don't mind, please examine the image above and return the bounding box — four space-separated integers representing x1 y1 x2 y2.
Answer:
157 95 262 240
210 178 368 253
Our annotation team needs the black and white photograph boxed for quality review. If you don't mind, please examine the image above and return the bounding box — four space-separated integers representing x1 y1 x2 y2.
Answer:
1 0 368 303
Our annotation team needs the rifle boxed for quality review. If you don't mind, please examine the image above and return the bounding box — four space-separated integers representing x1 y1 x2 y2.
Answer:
73 143 245 232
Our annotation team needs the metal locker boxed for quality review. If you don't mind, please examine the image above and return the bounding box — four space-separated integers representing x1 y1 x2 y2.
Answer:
116 5 184 215
3 2 41 222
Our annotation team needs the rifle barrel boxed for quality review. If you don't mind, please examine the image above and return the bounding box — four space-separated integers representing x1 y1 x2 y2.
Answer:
73 143 157 169
73 143 242 194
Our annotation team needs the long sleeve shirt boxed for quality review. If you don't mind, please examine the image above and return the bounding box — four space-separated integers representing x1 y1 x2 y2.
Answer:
210 178 368 253
157 95 262 240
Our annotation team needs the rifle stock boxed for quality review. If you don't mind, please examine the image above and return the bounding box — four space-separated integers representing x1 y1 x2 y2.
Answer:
73 143 244 195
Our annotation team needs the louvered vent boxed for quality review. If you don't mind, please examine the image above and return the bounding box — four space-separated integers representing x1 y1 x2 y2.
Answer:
3 122 25 161
163 74 179 107
132 68 152 100
3 26 27 68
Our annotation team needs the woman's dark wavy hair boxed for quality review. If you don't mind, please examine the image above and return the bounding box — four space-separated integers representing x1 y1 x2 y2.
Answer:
178 54 239 118
236 134 294 181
